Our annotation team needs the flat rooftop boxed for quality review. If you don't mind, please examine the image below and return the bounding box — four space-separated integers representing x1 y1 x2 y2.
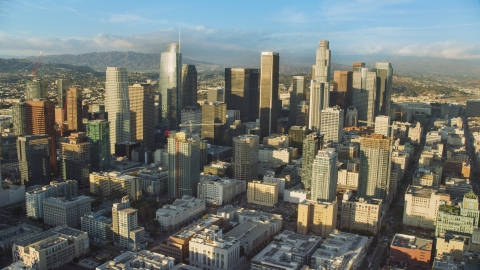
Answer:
391 233 432 251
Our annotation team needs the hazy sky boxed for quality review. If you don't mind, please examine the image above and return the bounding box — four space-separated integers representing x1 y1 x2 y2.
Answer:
1 0 480 60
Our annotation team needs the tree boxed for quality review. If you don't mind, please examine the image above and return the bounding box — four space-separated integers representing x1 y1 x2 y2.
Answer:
13 206 23 216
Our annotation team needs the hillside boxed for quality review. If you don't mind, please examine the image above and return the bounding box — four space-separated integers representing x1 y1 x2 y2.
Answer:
0 58 95 73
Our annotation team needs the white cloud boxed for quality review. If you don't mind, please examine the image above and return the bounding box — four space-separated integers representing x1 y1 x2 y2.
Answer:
106 13 168 25
272 8 309 24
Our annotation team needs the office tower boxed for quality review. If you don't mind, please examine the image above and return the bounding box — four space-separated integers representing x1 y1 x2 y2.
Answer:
332 70 353 110
288 76 306 128
181 64 197 108
129 83 155 149
226 120 246 147
201 102 227 145
86 120 111 171
297 200 337 238
352 62 365 71
24 99 57 172
312 40 331 83
225 68 253 122
248 69 261 121
43 196 92 228
345 106 358 127
167 132 202 199
466 100 480 117
66 88 83 132
296 101 310 127
352 67 377 126
375 115 390 137
105 67 130 153
288 126 308 155
308 81 329 132
17 135 51 187
159 42 182 130
233 135 259 182
358 134 391 202
12 102 26 136
207 89 224 103
112 196 145 250
26 80 46 99
311 149 338 202
61 132 90 188
56 79 70 109
321 107 344 145
259 52 280 139
375 62 393 116
301 133 324 189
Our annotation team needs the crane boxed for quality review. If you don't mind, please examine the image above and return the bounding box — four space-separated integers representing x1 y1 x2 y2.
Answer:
30 51 43 81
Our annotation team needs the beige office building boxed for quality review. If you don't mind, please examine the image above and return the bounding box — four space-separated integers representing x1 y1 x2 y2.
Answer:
128 83 155 149
89 171 141 200
247 181 278 207
403 185 451 229
340 190 382 234
297 199 338 238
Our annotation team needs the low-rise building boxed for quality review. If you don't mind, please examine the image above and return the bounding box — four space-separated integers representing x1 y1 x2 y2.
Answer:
156 195 206 231
435 234 469 262
297 200 337 238
203 161 232 177
251 230 322 270
403 185 451 229
81 212 112 244
284 189 309 203
0 224 43 250
310 230 370 270
337 169 359 189
0 184 25 207
247 181 278 207
340 190 382 234
134 168 168 196
197 175 246 206
258 145 297 164
96 250 176 270
390 233 433 268
26 180 78 219
43 195 93 229
89 171 141 200
436 191 480 237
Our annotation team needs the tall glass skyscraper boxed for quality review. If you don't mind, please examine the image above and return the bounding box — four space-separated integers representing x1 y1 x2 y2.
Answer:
352 67 377 127
259 52 279 139
105 67 130 153
375 62 393 116
159 43 182 130
86 120 111 171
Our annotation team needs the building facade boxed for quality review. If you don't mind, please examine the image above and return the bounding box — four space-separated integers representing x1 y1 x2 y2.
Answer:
297 200 338 238
311 148 338 202
159 43 182 130
128 83 155 149
247 181 279 207
61 132 90 188
259 52 279 139
232 135 259 182
86 120 111 171
17 135 51 187
42 195 93 229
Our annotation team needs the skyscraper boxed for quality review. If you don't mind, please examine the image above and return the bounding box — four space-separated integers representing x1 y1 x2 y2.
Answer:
26 81 46 100
233 135 259 182
86 120 111 171
259 52 279 139
105 67 130 153
375 115 390 137
56 79 71 109
311 148 338 202
312 40 331 83
181 64 197 108
352 67 377 127
129 83 155 149
288 126 308 155
352 62 365 71
332 70 353 111
358 134 391 202
159 43 182 130
375 62 393 116
288 76 306 128
12 102 26 136
167 131 202 199
248 69 261 121
345 106 358 127
17 135 51 187
308 81 329 132
225 68 254 122
61 132 90 188
301 133 324 190
201 102 226 145
66 88 83 132
25 99 57 172
320 107 344 145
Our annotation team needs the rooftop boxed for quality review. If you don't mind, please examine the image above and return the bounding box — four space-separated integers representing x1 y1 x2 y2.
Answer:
96 250 175 270
43 195 93 205
391 233 432 251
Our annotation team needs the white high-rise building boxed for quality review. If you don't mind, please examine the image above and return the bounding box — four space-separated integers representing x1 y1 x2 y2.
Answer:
233 135 259 182
313 40 331 83
309 81 329 132
112 196 144 251
105 67 130 153
311 148 338 202
321 107 344 145
375 115 390 137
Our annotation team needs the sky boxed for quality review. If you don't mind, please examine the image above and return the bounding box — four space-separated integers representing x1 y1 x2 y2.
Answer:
1 0 480 62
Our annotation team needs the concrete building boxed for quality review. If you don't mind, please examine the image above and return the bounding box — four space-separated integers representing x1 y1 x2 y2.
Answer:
466 100 480 117
135 168 168 196
207 89 224 103
112 196 144 250
66 88 83 132
297 200 338 238
390 234 433 268
436 191 480 236
288 77 306 128
17 135 51 187
337 168 359 189
435 234 469 262
188 225 243 270
128 83 155 149
201 102 227 145
262 133 289 147
61 132 90 188
340 190 382 234
12 227 89 270
86 120 111 171
375 115 390 137
301 133 324 190
96 250 175 270
310 230 370 270
284 189 309 203
320 107 344 145
403 185 451 229
309 81 328 132
89 171 141 200
181 64 198 108
232 135 259 182
258 145 297 164
81 211 112 244
26 180 78 219
156 195 206 231
247 181 278 207
43 195 93 228
0 184 25 207
311 148 338 202
251 230 322 270
197 175 246 206
0 224 43 250
259 52 280 139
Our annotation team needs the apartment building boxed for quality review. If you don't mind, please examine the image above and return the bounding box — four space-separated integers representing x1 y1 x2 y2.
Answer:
403 185 451 229
340 190 382 234
80 211 112 244
247 181 279 207
89 171 141 200
26 180 78 219
297 200 338 238
197 175 246 206
42 196 93 229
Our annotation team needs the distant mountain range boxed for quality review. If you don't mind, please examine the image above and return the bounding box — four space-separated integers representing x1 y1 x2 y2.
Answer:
0 58 95 73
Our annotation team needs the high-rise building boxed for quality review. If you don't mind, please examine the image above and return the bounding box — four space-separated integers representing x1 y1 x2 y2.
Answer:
288 76 306 128
296 101 310 127
345 106 358 127
352 67 377 126
358 134 391 202
159 43 182 130
352 62 365 71
61 132 90 188
225 68 256 122
56 79 71 109
311 149 338 202
375 62 393 116
232 135 259 182
247 181 278 207
26 80 46 99
207 89 224 103
17 135 51 187
128 83 155 149
86 120 111 171
66 88 83 132
248 69 261 121
181 64 197 108
312 40 331 83
375 115 390 137
112 196 144 250
12 102 26 136
332 70 353 111
288 126 308 155
105 67 130 153
297 200 337 238
301 133 324 190
259 52 279 139
168 131 203 199
308 81 329 132
320 107 344 145
24 99 57 173
90 171 141 200
201 102 227 145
